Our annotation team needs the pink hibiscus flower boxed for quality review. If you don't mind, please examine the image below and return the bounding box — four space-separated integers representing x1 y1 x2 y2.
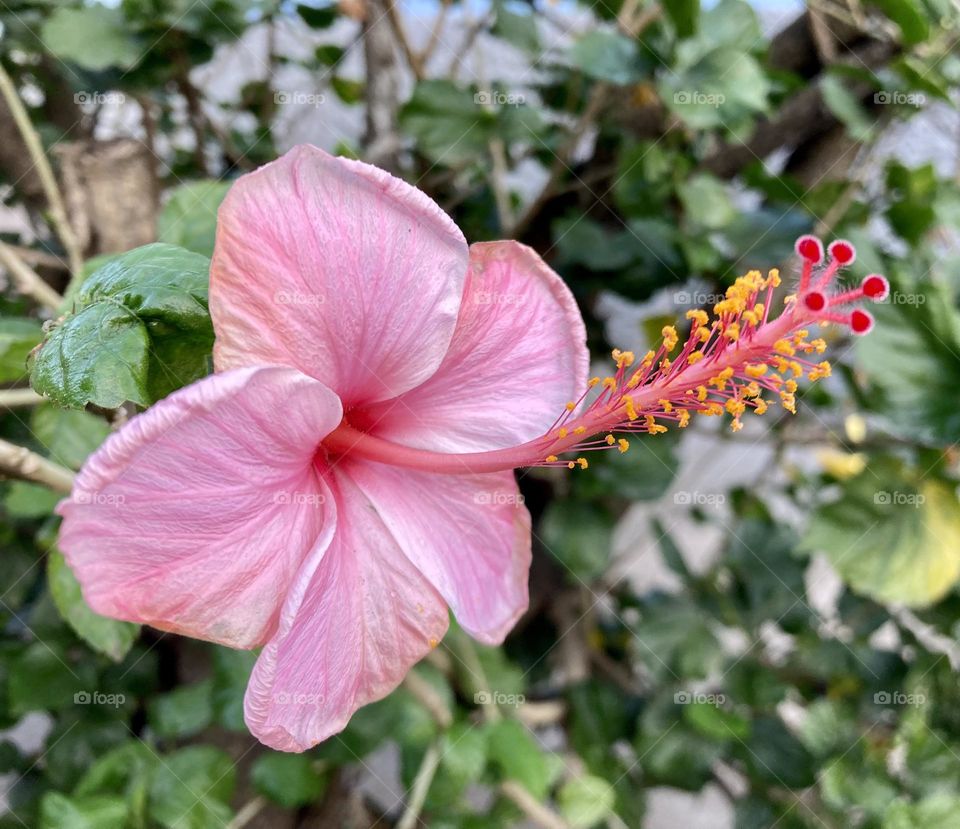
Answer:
57 145 589 752
57 144 885 752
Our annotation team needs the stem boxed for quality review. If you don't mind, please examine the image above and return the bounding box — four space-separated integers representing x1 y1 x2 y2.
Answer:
0 438 74 493
0 63 84 279
0 241 64 311
225 797 266 829
0 388 45 408
396 740 442 829
500 780 571 829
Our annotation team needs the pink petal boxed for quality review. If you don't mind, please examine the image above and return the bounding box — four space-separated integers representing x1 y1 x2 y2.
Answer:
245 470 448 752
210 144 468 407
360 241 589 452
344 460 530 645
57 367 342 649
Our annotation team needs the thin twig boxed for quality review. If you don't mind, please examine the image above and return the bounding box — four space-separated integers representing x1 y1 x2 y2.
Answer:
418 0 452 71
0 437 74 493
0 388 45 408
0 241 64 311
385 0 425 79
0 63 84 279
404 670 453 728
500 780 572 829
396 740 443 829
225 796 267 829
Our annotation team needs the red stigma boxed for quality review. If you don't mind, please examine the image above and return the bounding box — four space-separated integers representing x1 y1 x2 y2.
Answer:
828 240 855 266
803 291 826 312
862 274 889 300
850 309 874 335
796 235 824 264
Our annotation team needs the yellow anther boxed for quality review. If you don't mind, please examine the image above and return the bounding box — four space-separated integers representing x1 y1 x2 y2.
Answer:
565 401 576 411
605 434 616 445
677 409 690 428
753 303 765 317
766 268 781 287
724 322 741 341
773 339 796 356
546 455 558 463
660 358 672 372
588 377 601 388
784 379 798 393
810 338 827 354
702 403 724 416
613 349 635 368
624 397 639 421
641 350 656 367
789 361 803 378
567 461 576 469
558 427 569 438
576 457 589 470
708 367 734 390
743 381 761 398
602 377 617 392
645 415 668 435
772 356 790 374
626 374 640 389
725 398 746 417
696 385 708 402
696 326 712 342
780 391 796 414
686 309 709 327
573 426 587 435
793 329 809 342
659 398 673 413
742 310 759 326
688 351 705 365
730 419 743 433
745 363 768 378
617 438 629 454
754 398 767 415
808 360 832 381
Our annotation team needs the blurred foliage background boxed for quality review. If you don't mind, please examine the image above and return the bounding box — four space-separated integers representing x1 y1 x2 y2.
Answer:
1 0 960 827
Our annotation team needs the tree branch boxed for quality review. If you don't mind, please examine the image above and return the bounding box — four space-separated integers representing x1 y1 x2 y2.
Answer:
0 438 74 493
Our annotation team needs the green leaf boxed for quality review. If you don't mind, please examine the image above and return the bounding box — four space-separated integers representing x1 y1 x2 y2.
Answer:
7 641 97 716
872 0 931 46
31 244 212 409
821 74 874 140
540 500 613 582
486 719 561 798
570 31 644 85
883 794 960 829
0 318 41 383
662 0 700 38
31 406 109 470
856 280 960 443
251 753 327 808
211 646 257 731
4 482 60 518
148 681 213 739
39 792 128 829
401 80 491 166
735 716 815 788
678 173 736 229
48 551 139 662
315 44 345 66
297 3 338 28
492 2 540 54
801 459 960 608
157 181 232 257
148 746 235 829
41 6 142 71
557 775 616 828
